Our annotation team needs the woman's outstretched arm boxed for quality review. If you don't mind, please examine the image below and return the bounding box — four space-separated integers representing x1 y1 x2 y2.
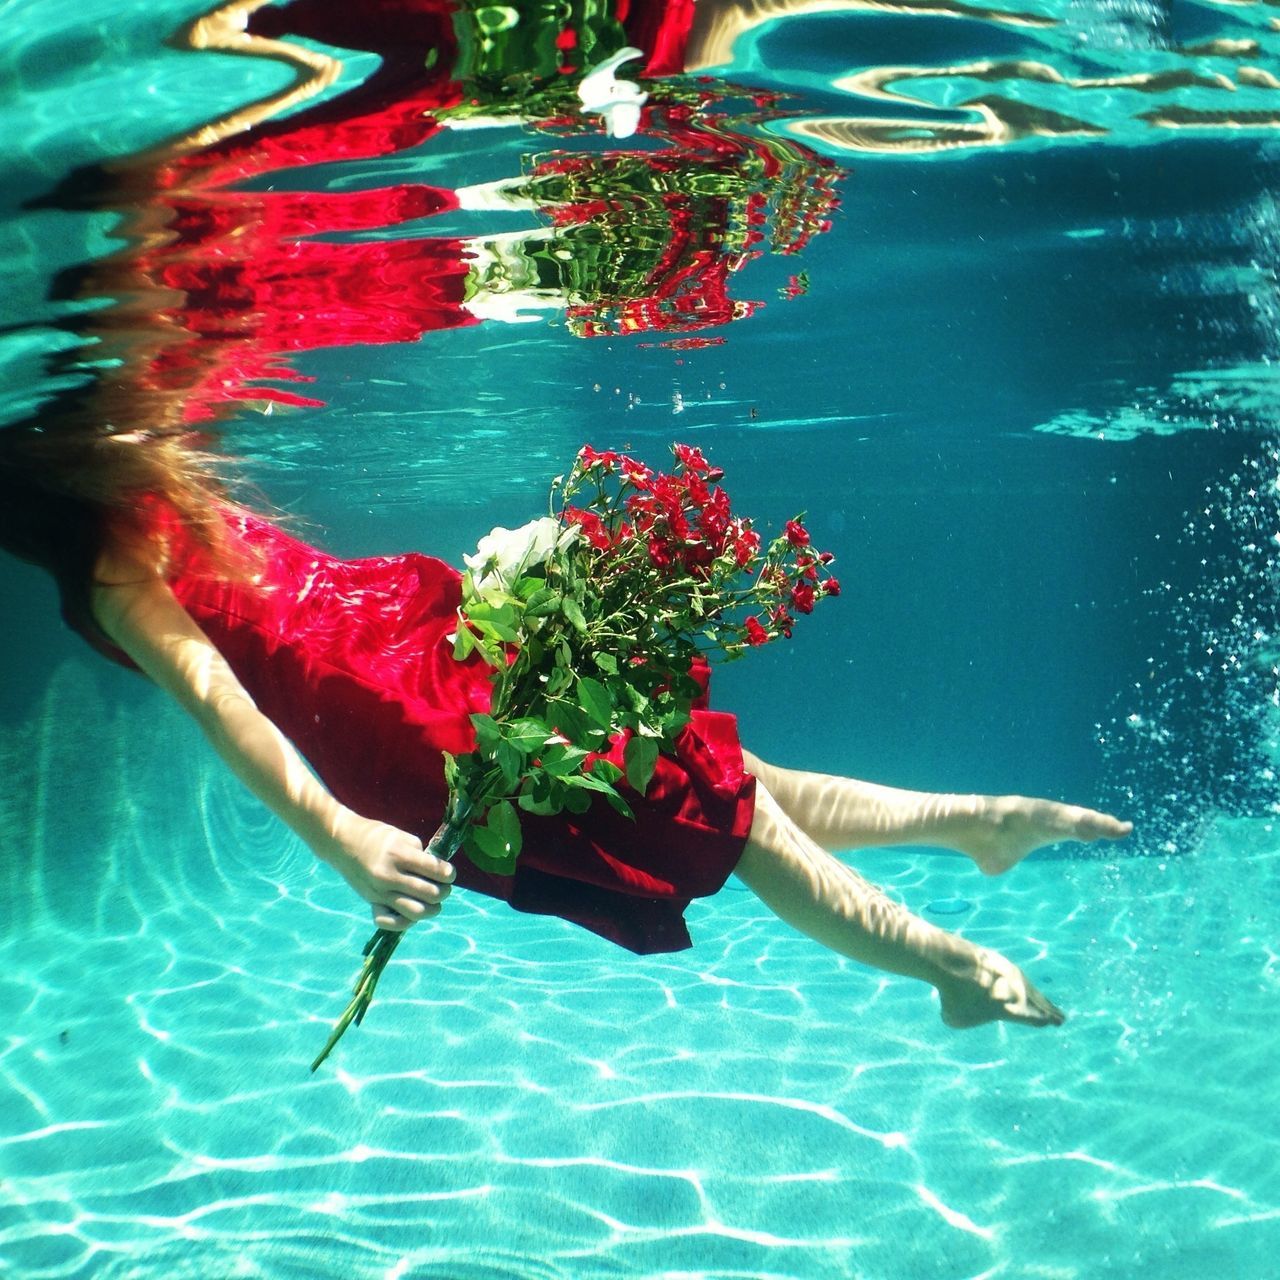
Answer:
89 552 453 931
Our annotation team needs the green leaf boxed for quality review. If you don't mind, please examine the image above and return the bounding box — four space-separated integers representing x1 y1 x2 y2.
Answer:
562 597 588 633
452 624 476 661
490 798 522 848
524 587 561 617
540 743 591 776
561 770 619 797
552 703 607 749
623 736 659 795
463 826 516 874
594 651 619 675
577 676 613 730
494 739 523 791
470 600 522 635
589 759 623 785
442 751 458 791
660 710 690 742
473 616 520 644
504 717 552 752
674 672 702 700
610 678 648 716
517 789 560 816
545 666 573 697
600 788 635 820
468 799 522 870
451 753 487 800
470 713 503 753
559 765 634 819
562 787 591 815
470 634 508 670
521 635 545 669
515 772 555 814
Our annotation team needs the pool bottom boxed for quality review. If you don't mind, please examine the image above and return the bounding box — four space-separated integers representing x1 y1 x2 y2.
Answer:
1 661 1277 1280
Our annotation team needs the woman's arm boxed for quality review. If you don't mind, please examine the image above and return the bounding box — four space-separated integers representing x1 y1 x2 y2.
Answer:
90 553 454 931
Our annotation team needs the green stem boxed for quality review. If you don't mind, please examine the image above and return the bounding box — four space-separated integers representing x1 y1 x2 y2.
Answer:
310 792 475 1072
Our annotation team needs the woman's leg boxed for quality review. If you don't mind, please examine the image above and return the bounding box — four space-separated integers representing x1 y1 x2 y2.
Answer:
742 750 1131 874
735 784 1065 1028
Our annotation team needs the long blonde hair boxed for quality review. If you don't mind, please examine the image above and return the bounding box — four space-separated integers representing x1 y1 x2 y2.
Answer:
0 417 258 605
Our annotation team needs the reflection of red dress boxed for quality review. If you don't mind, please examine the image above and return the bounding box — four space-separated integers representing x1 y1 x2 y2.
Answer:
108 512 756 953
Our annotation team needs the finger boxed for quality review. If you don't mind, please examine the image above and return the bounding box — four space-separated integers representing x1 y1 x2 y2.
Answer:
394 874 452 904
372 904 411 932
397 849 456 885
389 895 442 922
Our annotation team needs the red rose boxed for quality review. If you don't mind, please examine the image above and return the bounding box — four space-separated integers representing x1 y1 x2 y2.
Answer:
824 577 841 596
684 472 710 508
790 582 816 614
647 534 674 568
698 488 731 552
621 459 653 490
580 445 622 472
785 519 810 548
730 519 760 568
652 475 685 520
562 506 612 550
682 539 716 577
674 443 711 474
744 616 769 646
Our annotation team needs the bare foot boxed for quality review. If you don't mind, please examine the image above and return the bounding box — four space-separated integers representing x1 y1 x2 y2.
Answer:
935 948 1066 1029
952 795 1132 876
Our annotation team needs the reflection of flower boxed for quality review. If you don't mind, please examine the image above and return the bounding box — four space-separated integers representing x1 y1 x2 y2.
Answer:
59 0 843 436
578 47 649 138
512 111 841 339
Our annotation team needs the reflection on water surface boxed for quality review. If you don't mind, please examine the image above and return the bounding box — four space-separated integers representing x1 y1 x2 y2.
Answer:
22 0 1280 436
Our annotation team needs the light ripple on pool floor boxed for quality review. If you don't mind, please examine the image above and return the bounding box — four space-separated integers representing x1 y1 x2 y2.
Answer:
2 666 1279 1278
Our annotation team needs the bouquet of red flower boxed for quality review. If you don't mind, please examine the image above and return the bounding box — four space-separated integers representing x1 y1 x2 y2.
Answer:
312 444 838 1069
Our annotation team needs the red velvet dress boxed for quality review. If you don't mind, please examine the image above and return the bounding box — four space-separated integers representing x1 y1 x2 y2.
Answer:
139 512 757 953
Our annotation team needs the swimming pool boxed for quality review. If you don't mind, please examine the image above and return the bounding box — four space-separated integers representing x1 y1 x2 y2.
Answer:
2 1 1278 1276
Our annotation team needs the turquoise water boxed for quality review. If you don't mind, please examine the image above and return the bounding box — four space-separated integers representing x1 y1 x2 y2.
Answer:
3 1 1280 1276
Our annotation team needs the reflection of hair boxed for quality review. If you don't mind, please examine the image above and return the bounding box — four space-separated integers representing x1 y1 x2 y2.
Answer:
0 421 249 642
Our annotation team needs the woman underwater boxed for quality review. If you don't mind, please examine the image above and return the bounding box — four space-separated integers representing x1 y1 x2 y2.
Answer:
0 421 1131 1033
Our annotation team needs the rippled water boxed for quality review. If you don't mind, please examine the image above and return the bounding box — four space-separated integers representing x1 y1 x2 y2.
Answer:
3 1 1280 1276
4 665 1277 1276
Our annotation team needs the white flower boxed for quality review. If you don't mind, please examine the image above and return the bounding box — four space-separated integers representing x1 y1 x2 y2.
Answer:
463 517 577 603
578 47 648 139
